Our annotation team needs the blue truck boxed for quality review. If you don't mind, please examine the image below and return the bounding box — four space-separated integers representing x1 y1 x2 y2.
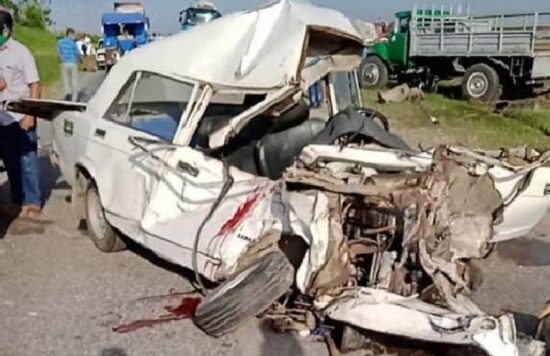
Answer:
179 2 221 31
101 2 149 70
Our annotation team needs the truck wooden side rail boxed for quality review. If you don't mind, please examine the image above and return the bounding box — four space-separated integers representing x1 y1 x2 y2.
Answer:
361 6 550 101
410 11 550 59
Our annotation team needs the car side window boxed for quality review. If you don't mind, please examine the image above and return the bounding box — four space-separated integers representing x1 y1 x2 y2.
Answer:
104 71 195 142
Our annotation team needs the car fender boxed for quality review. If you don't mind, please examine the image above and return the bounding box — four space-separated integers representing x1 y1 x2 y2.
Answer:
493 167 550 242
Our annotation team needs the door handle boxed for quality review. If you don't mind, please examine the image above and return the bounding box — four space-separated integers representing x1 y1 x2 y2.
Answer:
177 161 199 177
95 128 106 138
63 120 74 136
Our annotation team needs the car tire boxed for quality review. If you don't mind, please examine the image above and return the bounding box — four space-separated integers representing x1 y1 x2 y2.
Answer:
193 250 294 337
360 56 389 89
85 183 126 253
462 63 501 102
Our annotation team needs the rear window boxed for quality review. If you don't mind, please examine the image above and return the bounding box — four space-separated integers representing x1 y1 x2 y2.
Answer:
104 71 195 141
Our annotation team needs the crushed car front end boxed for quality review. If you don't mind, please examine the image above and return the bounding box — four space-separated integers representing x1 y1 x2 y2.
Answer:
270 141 550 355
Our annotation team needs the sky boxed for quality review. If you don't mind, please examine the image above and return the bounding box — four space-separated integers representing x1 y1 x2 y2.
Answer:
51 0 550 35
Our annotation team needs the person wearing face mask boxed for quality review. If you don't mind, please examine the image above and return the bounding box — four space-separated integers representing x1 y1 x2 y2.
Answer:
0 8 42 218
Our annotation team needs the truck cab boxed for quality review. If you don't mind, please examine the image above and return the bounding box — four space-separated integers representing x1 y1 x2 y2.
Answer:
361 9 450 89
179 4 221 31
371 12 410 69
101 12 149 70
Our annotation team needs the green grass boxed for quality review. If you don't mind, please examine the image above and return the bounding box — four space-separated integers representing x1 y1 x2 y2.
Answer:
362 89 550 151
504 109 550 136
14 26 60 86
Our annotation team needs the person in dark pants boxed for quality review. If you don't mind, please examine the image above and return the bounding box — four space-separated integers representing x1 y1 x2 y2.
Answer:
0 9 42 218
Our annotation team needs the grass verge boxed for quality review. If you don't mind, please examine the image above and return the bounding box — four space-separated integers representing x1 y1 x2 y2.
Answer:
362 89 550 151
14 26 60 86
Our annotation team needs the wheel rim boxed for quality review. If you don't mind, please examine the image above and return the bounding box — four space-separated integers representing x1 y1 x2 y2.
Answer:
467 72 489 98
361 63 380 86
87 189 107 240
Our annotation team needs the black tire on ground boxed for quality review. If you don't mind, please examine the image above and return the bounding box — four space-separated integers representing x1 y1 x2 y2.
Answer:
359 56 389 89
193 250 294 337
461 63 501 102
85 184 126 253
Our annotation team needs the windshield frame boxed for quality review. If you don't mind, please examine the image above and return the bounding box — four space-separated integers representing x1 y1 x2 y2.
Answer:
328 70 363 114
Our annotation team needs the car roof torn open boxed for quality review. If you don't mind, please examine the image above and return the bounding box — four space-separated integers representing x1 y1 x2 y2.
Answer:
86 0 364 116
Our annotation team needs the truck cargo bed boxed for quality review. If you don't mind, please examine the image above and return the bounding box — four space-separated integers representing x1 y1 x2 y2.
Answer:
409 11 550 58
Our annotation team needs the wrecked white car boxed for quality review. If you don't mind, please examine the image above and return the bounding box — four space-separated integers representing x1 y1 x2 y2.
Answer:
9 1 550 355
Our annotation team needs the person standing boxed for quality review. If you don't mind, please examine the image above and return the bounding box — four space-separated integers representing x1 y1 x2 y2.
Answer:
0 9 42 217
57 28 80 101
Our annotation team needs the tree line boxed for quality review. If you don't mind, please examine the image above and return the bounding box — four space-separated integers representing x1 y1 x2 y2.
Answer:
0 0 52 29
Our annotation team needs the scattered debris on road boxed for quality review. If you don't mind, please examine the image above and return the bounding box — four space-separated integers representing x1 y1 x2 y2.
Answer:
378 84 426 103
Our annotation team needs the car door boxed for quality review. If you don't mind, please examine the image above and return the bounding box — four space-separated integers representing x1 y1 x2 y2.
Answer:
84 71 197 236
138 91 280 276
140 144 276 278
51 110 88 187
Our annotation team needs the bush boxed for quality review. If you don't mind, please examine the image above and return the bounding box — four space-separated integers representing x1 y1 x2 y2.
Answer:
1 0 52 29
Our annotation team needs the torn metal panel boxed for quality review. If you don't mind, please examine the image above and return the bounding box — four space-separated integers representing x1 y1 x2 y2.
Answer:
304 192 351 296
298 145 432 171
285 167 426 197
322 288 520 356
208 85 299 149
285 190 332 294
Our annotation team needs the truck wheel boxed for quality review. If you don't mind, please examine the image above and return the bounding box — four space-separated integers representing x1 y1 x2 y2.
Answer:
462 64 501 102
85 184 126 253
193 250 294 337
360 56 389 88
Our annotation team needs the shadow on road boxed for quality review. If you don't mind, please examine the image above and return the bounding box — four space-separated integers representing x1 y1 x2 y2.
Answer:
100 348 128 356
0 210 18 240
39 155 66 203
0 155 61 239
497 237 550 267
122 238 213 290
259 320 305 356
0 168 17 239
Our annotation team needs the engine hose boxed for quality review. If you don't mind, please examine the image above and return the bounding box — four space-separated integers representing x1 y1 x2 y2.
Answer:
192 160 234 296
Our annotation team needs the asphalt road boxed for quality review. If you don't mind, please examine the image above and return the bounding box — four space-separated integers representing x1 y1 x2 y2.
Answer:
0 71 329 356
1 71 550 355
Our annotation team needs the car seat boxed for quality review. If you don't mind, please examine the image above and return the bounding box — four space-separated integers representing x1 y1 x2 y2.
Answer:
256 119 326 180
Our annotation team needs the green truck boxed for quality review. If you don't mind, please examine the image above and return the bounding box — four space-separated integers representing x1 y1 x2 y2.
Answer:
360 7 550 101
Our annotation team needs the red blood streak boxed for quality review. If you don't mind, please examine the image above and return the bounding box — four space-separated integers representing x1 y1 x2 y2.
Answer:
163 297 201 317
112 297 201 334
218 193 260 237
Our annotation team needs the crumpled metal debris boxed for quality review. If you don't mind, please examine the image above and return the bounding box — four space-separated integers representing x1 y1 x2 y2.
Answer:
416 149 503 313
378 84 425 104
320 287 545 356
282 145 547 354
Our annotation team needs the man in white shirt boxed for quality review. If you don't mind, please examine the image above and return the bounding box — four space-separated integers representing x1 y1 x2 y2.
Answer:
0 9 42 217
